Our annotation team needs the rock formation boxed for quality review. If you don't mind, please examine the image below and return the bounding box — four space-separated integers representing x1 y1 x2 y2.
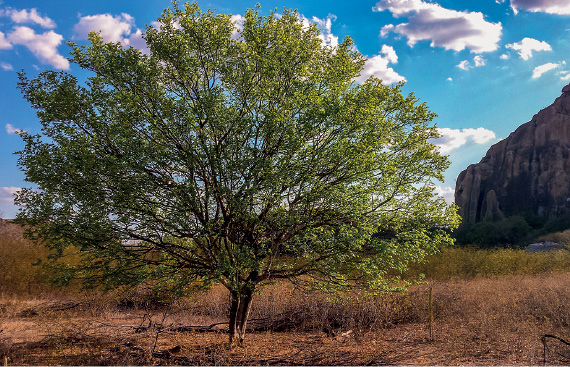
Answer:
455 84 570 225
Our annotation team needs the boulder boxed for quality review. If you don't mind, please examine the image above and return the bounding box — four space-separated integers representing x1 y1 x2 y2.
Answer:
525 241 566 253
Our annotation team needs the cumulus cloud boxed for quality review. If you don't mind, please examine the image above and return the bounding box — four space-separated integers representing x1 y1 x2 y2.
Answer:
355 45 406 84
509 0 570 15
457 55 485 70
432 127 496 154
7 26 69 69
506 37 551 60
298 14 340 48
434 186 455 204
73 13 150 54
532 62 562 79
374 0 502 53
123 29 147 50
312 15 339 48
0 8 56 29
230 14 245 39
5 123 25 134
0 62 13 71
457 60 470 70
0 187 20 204
473 55 485 67
0 31 12 49
0 8 67 68
74 13 134 43
500 54 509 60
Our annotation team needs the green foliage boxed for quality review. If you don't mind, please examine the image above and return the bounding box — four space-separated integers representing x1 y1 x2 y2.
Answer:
14 2 458 340
456 212 570 248
540 213 570 235
459 215 531 247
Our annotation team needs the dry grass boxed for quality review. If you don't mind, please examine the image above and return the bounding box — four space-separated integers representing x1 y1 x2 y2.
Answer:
3 220 570 364
408 246 570 279
2 275 570 365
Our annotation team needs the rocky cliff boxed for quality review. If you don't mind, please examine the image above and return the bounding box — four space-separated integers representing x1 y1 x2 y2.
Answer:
455 84 570 225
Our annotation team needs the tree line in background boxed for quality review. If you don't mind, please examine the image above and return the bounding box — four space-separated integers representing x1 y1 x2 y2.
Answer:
455 213 570 248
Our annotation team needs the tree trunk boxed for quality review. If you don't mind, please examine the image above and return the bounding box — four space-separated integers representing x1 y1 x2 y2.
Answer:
237 289 253 345
228 290 240 345
228 289 254 346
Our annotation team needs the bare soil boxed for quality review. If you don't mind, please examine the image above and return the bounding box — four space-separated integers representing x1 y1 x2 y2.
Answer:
2 274 570 365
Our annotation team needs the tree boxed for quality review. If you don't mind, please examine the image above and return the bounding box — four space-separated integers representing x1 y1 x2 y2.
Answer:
15 3 459 344
462 215 531 247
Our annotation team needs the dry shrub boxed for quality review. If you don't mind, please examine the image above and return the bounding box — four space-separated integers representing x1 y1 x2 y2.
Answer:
176 272 570 357
427 275 570 351
4 273 570 364
0 219 93 299
537 229 570 246
180 282 428 333
0 219 53 296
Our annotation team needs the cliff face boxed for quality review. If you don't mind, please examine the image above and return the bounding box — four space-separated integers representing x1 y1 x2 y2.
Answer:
455 84 570 225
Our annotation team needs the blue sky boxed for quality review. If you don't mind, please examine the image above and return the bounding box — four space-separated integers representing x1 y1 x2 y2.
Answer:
1 0 570 218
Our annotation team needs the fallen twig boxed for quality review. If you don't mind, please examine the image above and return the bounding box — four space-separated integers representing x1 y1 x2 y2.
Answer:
542 334 570 365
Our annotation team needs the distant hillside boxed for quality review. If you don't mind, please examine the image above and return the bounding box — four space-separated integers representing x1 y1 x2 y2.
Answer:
455 84 570 243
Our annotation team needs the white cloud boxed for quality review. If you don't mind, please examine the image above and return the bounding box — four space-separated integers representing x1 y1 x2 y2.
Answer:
5 123 25 134
434 186 455 204
0 187 20 203
123 29 148 54
381 43 398 63
0 62 13 71
447 77 453 81
457 60 470 70
74 13 134 44
0 31 12 49
312 14 339 48
230 14 245 39
500 53 509 60
457 55 485 70
299 14 340 48
473 55 485 67
532 62 561 79
374 0 502 53
510 0 570 15
560 71 570 80
557 70 570 80
432 127 496 154
73 13 150 53
355 45 406 84
0 8 56 29
505 37 551 60
7 26 69 70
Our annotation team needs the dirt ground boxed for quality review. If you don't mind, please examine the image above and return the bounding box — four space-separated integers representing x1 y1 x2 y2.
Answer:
1 289 568 366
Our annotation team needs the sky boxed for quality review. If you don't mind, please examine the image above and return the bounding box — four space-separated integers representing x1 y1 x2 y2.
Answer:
1 0 570 218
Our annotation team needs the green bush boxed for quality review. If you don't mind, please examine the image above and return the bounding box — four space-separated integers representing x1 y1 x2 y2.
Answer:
462 216 531 247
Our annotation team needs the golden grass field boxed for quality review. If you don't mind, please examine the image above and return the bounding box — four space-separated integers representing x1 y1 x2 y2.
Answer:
3 219 570 365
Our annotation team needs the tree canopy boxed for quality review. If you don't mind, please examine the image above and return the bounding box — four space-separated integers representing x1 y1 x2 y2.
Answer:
15 3 459 344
